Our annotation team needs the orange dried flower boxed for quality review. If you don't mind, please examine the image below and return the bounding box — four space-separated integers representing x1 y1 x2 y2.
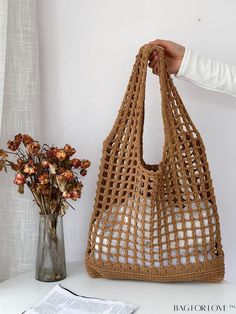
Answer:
64 144 76 157
41 160 49 168
70 189 80 200
22 134 33 145
0 150 8 159
27 141 41 155
71 158 81 168
62 188 80 200
81 160 91 169
23 164 37 175
60 170 74 181
14 133 22 142
14 173 26 185
7 140 20 151
55 149 67 161
38 173 49 185
0 159 6 171
11 163 21 171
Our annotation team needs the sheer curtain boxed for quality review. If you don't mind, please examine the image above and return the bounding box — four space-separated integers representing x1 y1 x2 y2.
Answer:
0 0 41 281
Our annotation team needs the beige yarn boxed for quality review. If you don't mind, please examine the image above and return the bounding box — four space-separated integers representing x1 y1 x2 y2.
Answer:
85 44 224 282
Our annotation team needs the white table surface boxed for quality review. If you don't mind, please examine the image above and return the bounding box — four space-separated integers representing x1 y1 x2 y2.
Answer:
0 261 236 314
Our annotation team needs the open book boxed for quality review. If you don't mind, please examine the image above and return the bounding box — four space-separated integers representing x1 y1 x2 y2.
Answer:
24 284 138 314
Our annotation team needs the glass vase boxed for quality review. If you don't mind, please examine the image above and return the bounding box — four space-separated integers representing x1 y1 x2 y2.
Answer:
35 214 66 282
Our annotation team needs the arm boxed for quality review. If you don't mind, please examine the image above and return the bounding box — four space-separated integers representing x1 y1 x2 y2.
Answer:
176 47 236 97
149 39 236 98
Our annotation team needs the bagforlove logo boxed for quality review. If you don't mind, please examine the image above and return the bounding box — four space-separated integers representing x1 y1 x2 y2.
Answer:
173 304 236 312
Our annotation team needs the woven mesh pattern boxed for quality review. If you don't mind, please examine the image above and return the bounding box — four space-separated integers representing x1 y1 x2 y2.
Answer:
85 44 224 282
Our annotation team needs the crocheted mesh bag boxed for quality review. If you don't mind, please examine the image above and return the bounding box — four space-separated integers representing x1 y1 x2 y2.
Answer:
85 44 225 282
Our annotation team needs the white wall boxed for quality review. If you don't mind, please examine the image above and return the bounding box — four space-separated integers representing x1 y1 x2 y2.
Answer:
37 0 236 280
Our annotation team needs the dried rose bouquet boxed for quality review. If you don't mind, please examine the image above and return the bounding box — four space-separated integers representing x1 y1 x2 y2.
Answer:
0 133 90 215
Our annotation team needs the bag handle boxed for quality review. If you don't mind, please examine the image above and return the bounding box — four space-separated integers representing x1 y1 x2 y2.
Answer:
134 44 175 168
135 44 203 175
137 44 170 99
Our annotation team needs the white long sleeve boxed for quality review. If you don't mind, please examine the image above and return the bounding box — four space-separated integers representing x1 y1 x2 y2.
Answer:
175 48 236 97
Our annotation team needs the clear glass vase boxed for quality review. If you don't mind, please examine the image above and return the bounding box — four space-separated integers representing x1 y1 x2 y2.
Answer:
35 214 66 282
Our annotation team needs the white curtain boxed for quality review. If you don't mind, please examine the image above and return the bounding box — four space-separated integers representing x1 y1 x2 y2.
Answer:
0 0 40 281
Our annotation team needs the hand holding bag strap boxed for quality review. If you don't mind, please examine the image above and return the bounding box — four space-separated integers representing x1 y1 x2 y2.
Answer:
134 44 206 164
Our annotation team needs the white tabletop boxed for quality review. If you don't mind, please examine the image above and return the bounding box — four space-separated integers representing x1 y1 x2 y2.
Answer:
0 261 236 314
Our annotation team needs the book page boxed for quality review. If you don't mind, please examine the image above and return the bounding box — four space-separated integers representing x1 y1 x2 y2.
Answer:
24 284 138 314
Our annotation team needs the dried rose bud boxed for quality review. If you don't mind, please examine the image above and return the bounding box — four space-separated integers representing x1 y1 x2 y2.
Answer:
11 163 20 171
69 189 80 200
64 144 76 157
0 149 8 159
46 147 56 159
7 140 20 151
14 173 26 185
41 160 49 168
55 149 67 161
14 133 22 142
23 164 37 175
22 134 34 145
0 159 6 171
61 170 74 181
27 141 40 155
38 173 49 185
80 169 87 176
81 160 91 169
71 158 81 169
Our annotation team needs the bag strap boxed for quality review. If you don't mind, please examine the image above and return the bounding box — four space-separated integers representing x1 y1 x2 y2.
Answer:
134 44 175 165
135 44 201 159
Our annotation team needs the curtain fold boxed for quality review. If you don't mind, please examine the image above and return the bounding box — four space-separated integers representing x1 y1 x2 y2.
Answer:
0 0 41 281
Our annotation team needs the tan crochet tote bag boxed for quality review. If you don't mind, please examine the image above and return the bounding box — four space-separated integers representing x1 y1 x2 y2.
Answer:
85 44 225 282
